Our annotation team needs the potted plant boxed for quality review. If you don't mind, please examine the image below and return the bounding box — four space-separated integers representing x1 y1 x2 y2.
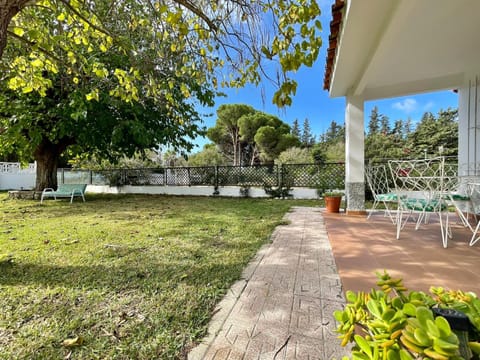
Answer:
317 188 343 213
334 271 480 360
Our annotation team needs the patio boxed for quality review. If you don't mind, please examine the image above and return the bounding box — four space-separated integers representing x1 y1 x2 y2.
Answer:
189 207 480 359
325 211 480 294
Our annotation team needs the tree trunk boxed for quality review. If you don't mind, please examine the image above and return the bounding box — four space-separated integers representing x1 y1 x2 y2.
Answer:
33 139 63 191
0 0 31 58
250 145 259 166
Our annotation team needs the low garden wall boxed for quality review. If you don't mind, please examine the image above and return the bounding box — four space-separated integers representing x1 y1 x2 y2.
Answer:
1 162 343 199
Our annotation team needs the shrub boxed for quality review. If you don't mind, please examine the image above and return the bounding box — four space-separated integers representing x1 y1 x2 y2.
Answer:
335 271 480 359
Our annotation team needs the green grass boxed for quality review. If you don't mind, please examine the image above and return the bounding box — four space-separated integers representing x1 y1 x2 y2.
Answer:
0 193 317 359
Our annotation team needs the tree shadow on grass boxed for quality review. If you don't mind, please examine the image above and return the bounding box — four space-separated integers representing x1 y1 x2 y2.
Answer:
0 258 242 292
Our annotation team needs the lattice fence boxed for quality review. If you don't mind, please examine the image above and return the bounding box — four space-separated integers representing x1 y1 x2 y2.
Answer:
217 165 278 186
281 163 345 188
59 162 346 189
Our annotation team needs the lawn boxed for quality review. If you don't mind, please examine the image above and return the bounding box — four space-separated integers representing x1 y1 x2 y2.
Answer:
0 193 318 359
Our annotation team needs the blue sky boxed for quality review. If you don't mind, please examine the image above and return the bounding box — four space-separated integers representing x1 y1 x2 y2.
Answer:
192 1 459 152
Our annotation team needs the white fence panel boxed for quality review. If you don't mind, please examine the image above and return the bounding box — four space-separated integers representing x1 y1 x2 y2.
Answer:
0 162 36 190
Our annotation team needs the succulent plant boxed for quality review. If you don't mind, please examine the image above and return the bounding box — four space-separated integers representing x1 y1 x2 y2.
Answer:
334 271 480 360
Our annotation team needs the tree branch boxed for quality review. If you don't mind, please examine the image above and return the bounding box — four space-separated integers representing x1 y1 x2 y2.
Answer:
57 0 112 37
173 0 218 32
7 29 62 62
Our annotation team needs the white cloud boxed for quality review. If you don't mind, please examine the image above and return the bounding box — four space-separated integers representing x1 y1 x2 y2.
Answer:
423 101 435 111
392 98 418 113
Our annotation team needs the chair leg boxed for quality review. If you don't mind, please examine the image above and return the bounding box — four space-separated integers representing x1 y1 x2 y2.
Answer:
382 201 397 224
470 221 480 246
396 209 407 239
439 211 450 248
367 199 379 219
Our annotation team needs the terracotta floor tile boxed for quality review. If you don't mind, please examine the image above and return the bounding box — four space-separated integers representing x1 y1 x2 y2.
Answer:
324 211 480 294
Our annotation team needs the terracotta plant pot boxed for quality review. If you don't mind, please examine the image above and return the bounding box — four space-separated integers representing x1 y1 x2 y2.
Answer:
325 195 342 213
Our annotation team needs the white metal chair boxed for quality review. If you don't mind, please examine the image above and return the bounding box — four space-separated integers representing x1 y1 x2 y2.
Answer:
467 182 480 246
388 157 450 248
365 164 397 223
443 162 473 231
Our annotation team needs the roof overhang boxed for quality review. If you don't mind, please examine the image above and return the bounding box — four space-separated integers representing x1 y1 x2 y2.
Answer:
325 0 480 100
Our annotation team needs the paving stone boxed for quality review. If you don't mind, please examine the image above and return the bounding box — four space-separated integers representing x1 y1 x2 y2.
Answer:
188 207 349 360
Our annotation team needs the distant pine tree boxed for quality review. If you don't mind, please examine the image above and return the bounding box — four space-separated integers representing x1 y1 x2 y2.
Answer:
301 118 315 147
292 119 301 139
368 106 380 134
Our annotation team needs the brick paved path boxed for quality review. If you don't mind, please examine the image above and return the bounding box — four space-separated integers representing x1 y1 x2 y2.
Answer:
189 207 350 360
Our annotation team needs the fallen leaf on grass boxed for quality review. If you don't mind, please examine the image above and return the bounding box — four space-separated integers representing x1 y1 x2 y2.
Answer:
62 336 84 347
0 254 14 264
65 239 79 245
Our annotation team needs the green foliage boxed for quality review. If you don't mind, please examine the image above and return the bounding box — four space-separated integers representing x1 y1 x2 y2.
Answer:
292 118 301 139
1 0 323 108
187 145 228 166
207 104 256 166
314 120 345 163
335 271 480 360
1 0 219 189
254 125 299 163
321 191 343 197
313 106 458 164
301 118 315 147
70 151 162 170
276 147 313 164
263 184 293 199
207 104 299 165
406 109 458 158
364 107 458 161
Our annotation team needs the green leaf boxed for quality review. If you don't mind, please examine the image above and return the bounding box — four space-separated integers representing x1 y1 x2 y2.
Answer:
62 335 84 347
13 27 24 36
434 316 452 337
367 299 382 319
416 306 434 327
387 349 400 360
399 349 414 360
382 309 396 322
425 319 440 338
346 290 357 303
354 335 372 358
469 341 480 355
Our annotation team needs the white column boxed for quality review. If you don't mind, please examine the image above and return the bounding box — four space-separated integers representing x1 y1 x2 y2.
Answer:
458 75 480 175
345 95 365 213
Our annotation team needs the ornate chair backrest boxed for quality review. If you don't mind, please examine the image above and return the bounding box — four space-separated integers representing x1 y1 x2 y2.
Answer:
365 164 392 198
388 157 446 204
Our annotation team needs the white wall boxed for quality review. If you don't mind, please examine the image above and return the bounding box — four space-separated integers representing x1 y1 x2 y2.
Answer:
86 185 320 199
0 162 36 190
0 162 321 199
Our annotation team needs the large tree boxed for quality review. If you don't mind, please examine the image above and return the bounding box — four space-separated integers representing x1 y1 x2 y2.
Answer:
206 104 256 166
0 0 322 189
406 108 458 157
301 117 315 147
0 0 215 190
254 120 299 163
1 0 322 106
239 111 289 165
207 104 299 165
